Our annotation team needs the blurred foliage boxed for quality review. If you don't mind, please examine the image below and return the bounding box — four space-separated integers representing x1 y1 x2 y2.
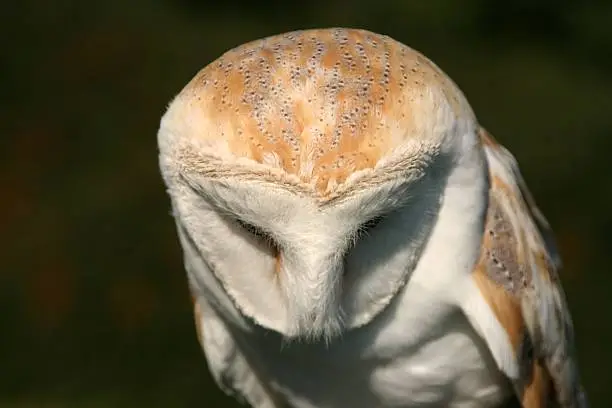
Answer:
2 0 612 406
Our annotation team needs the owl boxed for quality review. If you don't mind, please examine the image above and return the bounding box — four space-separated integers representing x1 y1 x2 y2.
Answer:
158 28 587 408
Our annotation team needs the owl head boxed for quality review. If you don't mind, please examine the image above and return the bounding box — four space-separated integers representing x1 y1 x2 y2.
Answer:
158 28 486 341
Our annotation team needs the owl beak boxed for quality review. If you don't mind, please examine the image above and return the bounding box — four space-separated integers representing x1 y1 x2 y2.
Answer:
280 250 345 340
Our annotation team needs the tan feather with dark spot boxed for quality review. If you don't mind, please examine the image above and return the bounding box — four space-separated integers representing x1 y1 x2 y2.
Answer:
474 128 587 408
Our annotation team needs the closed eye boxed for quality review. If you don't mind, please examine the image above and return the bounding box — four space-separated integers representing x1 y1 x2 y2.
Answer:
235 219 267 239
357 215 385 238
344 215 386 262
235 219 280 250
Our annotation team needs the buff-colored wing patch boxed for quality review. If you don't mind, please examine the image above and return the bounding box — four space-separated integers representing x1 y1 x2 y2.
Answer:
192 295 206 349
471 128 587 408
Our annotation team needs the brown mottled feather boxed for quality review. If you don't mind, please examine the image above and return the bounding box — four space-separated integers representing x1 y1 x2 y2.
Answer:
475 128 587 408
192 295 205 348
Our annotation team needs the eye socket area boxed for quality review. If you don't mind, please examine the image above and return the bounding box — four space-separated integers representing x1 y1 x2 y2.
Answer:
234 214 384 252
344 214 386 261
357 215 385 238
235 218 280 250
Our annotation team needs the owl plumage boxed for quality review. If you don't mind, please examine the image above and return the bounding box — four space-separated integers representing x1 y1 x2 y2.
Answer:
158 28 587 408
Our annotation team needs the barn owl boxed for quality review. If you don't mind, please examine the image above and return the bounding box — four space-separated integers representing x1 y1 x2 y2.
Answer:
158 28 587 408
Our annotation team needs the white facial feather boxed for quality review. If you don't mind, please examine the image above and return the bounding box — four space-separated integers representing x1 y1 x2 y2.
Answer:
158 28 482 340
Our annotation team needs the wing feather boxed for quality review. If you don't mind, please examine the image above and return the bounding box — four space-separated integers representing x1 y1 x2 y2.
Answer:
463 128 587 408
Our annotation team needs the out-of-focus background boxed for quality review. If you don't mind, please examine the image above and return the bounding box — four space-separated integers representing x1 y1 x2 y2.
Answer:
3 0 611 406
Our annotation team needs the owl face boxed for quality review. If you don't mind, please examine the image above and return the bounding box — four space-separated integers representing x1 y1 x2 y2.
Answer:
158 28 481 340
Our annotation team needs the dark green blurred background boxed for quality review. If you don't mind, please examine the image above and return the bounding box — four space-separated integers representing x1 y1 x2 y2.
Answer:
3 0 611 406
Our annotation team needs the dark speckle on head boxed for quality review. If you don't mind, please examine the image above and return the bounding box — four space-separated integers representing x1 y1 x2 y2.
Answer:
170 28 474 194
